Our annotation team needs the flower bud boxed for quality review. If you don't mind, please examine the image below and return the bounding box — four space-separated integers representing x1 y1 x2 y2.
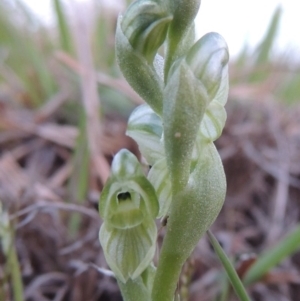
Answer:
186 32 229 100
116 16 164 115
121 0 172 63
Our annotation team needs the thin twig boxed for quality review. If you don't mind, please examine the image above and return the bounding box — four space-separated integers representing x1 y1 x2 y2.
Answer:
242 141 300 189
10 202 100 221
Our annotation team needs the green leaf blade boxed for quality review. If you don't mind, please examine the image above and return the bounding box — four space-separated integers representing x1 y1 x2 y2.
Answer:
207 230 252 301
244 224 300 285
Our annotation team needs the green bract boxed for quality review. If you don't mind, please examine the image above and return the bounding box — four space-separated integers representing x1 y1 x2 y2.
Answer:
147 157 172 218
126 104 164 166
164 0 200 76
116 0 172 115
126 105 172 218
116 16 164 116
152 143 226 301
163 32 229 194
99 149 158 282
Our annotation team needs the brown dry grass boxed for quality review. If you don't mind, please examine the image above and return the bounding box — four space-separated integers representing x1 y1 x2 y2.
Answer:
0 2 300 300
1 86 300 300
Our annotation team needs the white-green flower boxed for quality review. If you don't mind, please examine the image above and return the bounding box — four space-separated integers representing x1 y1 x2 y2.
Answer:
99 149 159 283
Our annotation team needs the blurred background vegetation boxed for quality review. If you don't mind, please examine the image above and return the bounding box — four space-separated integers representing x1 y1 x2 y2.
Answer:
0 1 299 301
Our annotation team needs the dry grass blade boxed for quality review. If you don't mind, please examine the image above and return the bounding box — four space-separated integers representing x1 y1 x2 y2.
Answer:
55 51 143 105
72 2 110 184
35 124 77 148
0 1 299 301
11 201 100 221
0 153 28 201
97 72 143 105
35 90 72 123
24 272 68 300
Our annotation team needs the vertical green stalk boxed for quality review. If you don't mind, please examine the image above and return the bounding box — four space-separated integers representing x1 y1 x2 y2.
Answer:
207 230 252 301
118 277 151 301
218 276 230 301
67 109 89 238
52 0 73 54
152 252 183 301
243 224 300 285
0 203 24 301
7 240 24 301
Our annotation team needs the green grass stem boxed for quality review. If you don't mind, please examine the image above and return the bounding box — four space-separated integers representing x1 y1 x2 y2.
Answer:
207 230 252 301
244 224 300 285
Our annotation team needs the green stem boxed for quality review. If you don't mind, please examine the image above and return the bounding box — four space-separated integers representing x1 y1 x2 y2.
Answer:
243 224 300 285
151 199 191 301
207 230 252 301
8 238 24 301
152 250 183 301
118 277 151 301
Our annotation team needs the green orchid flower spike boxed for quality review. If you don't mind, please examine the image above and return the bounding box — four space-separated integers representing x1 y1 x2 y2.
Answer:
99 0 234 301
